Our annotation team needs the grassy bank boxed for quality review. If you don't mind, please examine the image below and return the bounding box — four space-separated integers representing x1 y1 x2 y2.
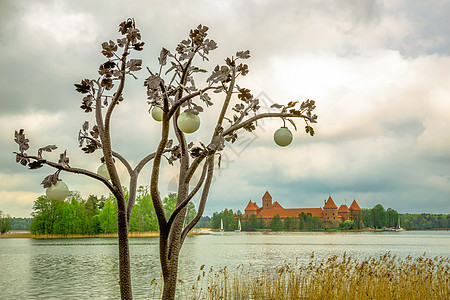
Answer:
0 230 210 239
150 252 449 299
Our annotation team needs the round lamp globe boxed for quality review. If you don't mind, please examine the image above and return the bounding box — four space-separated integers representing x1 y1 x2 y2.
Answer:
177 111 200 133
151 107 164 122
97 163 111 180
274 127 293 147
46 181 69 201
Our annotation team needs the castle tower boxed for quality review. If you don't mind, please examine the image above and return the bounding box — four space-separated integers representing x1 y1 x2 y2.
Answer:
349 200 362 224
323 196 338 221
262 191 272 209
338 204 350 222
244 200 259 216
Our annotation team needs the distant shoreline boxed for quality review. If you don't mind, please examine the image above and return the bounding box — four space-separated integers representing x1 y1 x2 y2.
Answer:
2 228 448 239
0 230 211 239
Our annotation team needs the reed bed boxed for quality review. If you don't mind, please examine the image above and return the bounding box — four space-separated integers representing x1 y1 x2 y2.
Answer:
149 252 449 299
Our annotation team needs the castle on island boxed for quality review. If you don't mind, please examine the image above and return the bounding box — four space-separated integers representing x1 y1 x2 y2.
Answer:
243 191 362 228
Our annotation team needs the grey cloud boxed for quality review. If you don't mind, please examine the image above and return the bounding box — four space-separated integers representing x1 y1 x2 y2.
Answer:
1 0 449 218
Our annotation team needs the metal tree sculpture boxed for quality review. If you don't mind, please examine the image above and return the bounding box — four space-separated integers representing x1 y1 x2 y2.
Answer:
14 19 317 300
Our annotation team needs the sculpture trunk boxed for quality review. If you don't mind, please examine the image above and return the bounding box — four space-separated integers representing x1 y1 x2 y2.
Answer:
117 195 133 299
159 210 186 300
161 250 181 300
160 180 189 299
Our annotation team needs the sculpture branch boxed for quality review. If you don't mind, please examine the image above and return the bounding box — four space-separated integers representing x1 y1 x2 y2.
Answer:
112 151 133 175
185 154 207 184
167 86 217 119
181 156 214 244
14 153 117 197
150 110 170 229
223 112 313 136
78 135 133 176
167 159 209 228
214 68 236 135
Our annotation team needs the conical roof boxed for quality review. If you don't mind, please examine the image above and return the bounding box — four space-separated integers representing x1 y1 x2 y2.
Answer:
244 200 259 211
262 191 272 200
338 204 349 213
323 196 338 209
350 200 362 211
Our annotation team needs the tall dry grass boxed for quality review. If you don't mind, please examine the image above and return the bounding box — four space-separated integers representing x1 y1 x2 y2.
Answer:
149 252 449 299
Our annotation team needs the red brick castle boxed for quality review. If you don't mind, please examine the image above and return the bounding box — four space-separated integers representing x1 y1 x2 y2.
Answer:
243 191 362 228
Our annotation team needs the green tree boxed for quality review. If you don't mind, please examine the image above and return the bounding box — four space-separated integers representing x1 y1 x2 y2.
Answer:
11 217 32 230
311 216 324 230
269 214 282 231
184 202 197 227
98 197 118 234
248 214 257 231
362 208 372 228
283 216 298 230
299 213 306 230
386 208 399 228
283 216 292 230
371 204 386 229
130 186 159 232
194 216 211 228
29 196 65 234
257 215 265 229
0 210 12 234
210 208 235 231
211 212 221 229
83 195 101 234
339 220 356 230
13 20 317 299
305 213 313 231
163 193 177 219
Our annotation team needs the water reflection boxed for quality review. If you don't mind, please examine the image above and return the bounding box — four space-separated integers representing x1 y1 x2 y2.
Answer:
0 231 448 299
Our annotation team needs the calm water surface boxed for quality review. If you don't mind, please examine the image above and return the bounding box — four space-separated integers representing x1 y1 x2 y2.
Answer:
0 231 448 299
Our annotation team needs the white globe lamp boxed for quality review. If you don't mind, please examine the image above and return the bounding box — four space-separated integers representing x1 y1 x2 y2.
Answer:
46 181 69 201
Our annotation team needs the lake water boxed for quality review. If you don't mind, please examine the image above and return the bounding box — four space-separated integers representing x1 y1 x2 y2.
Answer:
0 231 449 299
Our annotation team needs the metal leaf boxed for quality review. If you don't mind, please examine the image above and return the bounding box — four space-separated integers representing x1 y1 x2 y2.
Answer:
287 119 297 131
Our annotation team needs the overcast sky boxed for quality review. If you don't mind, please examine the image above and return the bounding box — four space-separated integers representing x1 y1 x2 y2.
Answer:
1 0 449 217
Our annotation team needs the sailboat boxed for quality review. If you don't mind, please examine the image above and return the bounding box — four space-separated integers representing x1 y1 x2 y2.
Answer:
395 216 405 231
219 218 224 232
235 218 241 232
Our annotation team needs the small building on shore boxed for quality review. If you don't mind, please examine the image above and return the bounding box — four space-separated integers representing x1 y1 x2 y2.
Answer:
243 191 362 228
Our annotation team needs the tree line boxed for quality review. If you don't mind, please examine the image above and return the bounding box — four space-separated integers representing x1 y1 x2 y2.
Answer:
362 204 448 230
2 202 448 235
28 186 196 235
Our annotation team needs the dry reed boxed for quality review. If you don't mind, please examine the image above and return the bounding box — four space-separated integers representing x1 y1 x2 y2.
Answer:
149 252 449 299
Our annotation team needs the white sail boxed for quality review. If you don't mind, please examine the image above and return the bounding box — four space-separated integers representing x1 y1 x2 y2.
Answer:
235 218 241 232
220 218 224 231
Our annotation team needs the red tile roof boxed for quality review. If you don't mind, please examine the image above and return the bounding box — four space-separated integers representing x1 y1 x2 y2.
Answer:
257 207 323 219
350 200 362 211
323 196 338 209
272 201 283 209
262 191 272 201
338 204 349 213
244 200 259 211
